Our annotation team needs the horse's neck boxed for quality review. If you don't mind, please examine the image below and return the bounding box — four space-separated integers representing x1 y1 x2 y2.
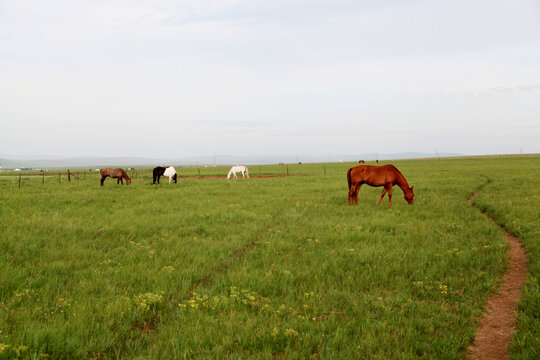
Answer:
395 171 410 191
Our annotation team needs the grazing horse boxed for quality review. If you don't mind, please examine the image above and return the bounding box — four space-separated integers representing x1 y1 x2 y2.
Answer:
359 160 365 163
100 168 131 186
347 164 414 205
153 166 177 184
227 165 249 179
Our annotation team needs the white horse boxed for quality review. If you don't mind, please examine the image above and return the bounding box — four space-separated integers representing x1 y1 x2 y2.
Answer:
227 165 249 179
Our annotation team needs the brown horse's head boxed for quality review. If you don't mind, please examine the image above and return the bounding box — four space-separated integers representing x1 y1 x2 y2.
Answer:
126 178 132 185
404 186 414 204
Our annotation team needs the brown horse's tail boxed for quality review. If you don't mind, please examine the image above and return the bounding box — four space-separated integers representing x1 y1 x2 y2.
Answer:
347 168 352 189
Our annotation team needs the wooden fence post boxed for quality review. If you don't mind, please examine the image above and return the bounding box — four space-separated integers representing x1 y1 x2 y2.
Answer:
59 171 61 183
42 172 45 184
68 169 71 182
286 165 289 176
324 165 326 175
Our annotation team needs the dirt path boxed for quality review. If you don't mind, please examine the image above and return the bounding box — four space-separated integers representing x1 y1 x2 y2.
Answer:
466 183 529 359
132 174 306 182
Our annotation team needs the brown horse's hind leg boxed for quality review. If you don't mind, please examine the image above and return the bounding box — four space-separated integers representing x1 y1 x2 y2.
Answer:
377 187 388 204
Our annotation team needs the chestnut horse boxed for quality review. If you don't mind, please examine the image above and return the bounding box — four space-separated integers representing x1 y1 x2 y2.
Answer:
347 164 414 205
100 168 131 186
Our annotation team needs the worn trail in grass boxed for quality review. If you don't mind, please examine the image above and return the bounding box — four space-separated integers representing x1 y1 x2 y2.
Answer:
467 183 529 359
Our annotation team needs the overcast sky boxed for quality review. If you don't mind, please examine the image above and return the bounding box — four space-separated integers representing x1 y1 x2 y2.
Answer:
1 0 539 159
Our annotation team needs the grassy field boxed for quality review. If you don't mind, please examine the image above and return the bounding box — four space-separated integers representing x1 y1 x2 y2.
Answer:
0 156 538 359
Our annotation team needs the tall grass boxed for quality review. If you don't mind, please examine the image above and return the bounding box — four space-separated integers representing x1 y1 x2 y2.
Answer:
0 157 537 359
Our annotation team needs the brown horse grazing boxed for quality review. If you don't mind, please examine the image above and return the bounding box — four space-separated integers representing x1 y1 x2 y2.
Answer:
100 168 131 186
347 164 414 205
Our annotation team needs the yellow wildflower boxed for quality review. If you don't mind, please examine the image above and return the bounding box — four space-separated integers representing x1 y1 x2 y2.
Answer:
285 328 299 337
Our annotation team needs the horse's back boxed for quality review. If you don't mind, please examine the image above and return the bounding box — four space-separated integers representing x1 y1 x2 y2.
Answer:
349 164 399 185
230 165 244 172
163 166 176 177
153 166 165 175
100 167 113 176
101 167 125 177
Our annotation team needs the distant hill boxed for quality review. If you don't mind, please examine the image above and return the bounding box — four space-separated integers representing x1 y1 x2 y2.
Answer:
0 152 463 169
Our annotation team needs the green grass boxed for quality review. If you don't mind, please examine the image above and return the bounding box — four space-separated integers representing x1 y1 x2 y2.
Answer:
0 157 538 359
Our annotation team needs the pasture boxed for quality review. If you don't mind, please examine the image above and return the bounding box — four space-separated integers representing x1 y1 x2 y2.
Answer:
0 157 538 359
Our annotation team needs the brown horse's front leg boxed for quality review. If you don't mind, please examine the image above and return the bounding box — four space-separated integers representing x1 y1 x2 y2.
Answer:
387 185 393 205
377 187 387 204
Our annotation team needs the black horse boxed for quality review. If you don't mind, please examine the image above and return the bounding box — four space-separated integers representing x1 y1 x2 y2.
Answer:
153 166 177 184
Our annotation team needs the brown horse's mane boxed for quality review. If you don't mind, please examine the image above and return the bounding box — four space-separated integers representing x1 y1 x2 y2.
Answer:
386 164 409 187
387 164 403 176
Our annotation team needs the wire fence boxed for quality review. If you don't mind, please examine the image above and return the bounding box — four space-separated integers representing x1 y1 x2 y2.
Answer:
0 162 364 189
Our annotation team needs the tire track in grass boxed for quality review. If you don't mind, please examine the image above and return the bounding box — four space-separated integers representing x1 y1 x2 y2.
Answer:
466 182 529 359
190 240 257 291
100 238 259 358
